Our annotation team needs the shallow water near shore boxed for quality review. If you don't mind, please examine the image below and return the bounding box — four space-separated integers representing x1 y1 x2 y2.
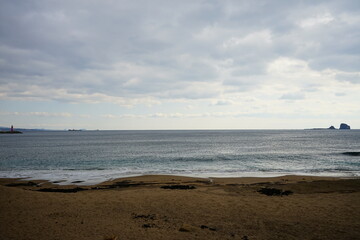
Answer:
0 130 359 184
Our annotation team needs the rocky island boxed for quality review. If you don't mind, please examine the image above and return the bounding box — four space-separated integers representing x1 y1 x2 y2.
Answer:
308 123 351 130
0 125 22 134
339 123 351 130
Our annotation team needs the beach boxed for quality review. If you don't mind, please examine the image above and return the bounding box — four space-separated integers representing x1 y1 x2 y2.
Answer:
1 175 359 240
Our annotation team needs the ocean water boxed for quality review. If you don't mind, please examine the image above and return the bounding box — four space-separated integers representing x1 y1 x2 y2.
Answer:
0 130 359 185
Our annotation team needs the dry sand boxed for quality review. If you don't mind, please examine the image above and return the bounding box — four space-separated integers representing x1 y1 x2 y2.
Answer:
0 175 359 240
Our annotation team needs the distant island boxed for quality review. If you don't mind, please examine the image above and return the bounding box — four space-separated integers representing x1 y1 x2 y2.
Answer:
0 130 22 134
0 125 22 134
0 126 88 132
339 123 351 130
308 123 351 130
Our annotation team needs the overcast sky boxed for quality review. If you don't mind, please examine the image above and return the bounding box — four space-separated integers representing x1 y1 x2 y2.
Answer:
0 0 359 130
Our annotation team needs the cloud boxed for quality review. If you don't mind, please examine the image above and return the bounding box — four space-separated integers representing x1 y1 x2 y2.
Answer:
211 99 235 106
222 30 272 49
335 72 360 84
298 12 335 28
0 0 359 129
101 111 255 119
0 111 72 118
280 93 305 100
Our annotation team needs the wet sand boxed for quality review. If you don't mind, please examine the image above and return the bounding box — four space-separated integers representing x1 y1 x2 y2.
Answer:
1 175 359 240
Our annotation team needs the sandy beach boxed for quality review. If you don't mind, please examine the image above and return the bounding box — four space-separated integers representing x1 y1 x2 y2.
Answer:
1 175 359 240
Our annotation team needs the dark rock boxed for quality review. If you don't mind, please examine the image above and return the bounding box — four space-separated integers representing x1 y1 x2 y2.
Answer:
52 181 65 184
200 225 216 231
328 126 336 129
179 227 190 232
258 188 293 196
339 123 350 129
142 223 153 228
6 181 39 187
71 180 84 183
133 214 156 220
107 180 148 189
179 224 197 232
342 152 360 156
161 185 196 190
37 187 86 193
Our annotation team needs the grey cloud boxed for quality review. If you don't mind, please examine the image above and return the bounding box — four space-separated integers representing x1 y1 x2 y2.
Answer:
212 100 234 106
280 93 305 100
0 111 72 118
0 0 359 105
335 72 360 84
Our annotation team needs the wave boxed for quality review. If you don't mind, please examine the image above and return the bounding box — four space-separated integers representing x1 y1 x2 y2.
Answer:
63 167 107 171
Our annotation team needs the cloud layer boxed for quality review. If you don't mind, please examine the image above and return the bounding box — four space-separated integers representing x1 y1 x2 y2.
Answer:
0 0 359 129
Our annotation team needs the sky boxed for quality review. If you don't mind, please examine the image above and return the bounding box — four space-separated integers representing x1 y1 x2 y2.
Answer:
0 0 359 130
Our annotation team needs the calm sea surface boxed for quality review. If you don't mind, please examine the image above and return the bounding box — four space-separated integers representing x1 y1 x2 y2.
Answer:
0 130 359 184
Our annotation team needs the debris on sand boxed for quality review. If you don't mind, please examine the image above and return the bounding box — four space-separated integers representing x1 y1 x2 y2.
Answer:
37 187 86 193
200 225 217 231
161 185 196 190
258 188 293 196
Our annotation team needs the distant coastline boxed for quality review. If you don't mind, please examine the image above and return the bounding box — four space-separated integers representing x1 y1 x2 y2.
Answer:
0 130 22 134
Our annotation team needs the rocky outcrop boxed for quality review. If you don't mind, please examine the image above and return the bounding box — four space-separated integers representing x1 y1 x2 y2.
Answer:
342 152 360 156
339 123 350 130
328 126 336 129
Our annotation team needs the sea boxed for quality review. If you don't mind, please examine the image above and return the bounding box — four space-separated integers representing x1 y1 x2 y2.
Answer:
0 130 359 185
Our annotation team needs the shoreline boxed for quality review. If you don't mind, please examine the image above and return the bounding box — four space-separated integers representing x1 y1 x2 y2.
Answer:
0 174 352 186
1 174 358 193
1 171 359 186
1 175 359 239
